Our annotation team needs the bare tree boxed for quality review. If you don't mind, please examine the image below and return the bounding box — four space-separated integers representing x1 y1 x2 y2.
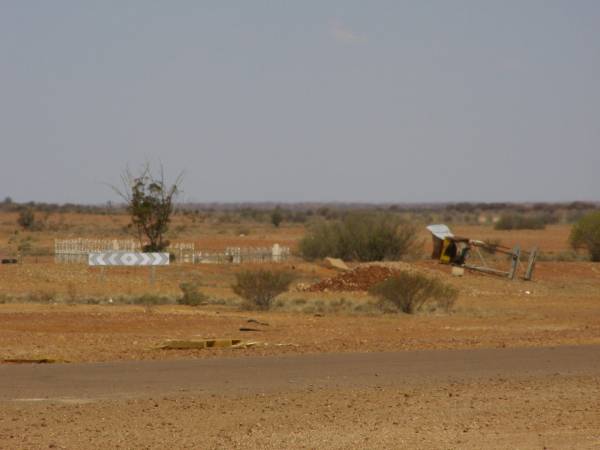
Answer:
113 164 182 252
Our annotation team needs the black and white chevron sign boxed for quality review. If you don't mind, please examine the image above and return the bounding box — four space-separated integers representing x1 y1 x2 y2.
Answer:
88 252 170 266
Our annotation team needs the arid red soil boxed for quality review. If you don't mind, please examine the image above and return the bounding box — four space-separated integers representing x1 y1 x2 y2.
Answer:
304 265 403 292
1 218 599 448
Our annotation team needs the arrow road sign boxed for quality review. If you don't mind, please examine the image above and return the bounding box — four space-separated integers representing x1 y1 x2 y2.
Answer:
88 252 170 266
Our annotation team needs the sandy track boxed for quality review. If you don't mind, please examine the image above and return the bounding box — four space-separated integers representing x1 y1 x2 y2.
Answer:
1 345 598 400
1 348 599 449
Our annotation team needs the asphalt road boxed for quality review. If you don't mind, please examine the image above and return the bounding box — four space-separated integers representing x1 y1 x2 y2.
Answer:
1 345 599 401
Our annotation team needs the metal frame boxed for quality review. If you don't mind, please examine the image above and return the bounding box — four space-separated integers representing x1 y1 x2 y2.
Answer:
427 225 539 281
462 242 538 280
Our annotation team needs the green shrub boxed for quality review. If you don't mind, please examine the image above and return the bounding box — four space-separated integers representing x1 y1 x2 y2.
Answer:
131 294 171 305
236 226 251 236
178 279 208 306
494 214 547 230
271 207 283 228
537 250 582 262
570 211 600 261
299 213 419 262
17 208 36 230
565 209 595 224
26 290 56 304
232 269 295 310
369 272 458 314
275 297 379 315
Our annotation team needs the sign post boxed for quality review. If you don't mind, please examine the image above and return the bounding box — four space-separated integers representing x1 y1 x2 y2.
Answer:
89 252 169 285
88 252 170 266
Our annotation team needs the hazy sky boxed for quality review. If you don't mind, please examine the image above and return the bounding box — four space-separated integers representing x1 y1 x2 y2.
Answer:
1 1 599 204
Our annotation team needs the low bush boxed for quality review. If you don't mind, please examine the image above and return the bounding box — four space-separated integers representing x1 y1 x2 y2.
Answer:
232 269 295 310
271 207 283 228
131 294 171 305
65 283 79 304
236 226 251 236
275 297 380 315
299 213 419 262
369 272 458 314
570 211 600 261
178 279 209 306
17 208 36 230
25 290 57 304
536 250 583 262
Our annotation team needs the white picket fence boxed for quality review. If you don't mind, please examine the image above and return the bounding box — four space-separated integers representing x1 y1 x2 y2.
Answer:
194 244 290 264
54 239 194 264
169 243 195 263
55 239 289 264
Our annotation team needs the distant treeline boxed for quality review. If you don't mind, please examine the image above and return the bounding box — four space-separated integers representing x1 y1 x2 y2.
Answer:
442 201 597 213
1 197 597 212
180 201 598 213
1 197 597 222
0 197 122 214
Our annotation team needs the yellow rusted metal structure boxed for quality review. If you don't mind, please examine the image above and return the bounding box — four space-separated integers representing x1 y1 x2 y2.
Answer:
427 224 538 281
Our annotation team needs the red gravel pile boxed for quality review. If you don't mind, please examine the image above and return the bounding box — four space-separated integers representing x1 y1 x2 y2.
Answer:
305 265 402 292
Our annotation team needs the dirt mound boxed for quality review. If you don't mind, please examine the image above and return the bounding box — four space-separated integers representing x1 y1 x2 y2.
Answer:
305 265 403 292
